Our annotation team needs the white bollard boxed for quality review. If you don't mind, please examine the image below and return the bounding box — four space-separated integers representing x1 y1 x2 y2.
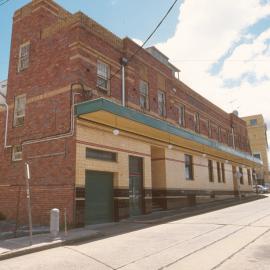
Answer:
50 208 60 238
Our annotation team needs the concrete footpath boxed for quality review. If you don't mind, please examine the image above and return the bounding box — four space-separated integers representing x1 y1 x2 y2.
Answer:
0 195 263 261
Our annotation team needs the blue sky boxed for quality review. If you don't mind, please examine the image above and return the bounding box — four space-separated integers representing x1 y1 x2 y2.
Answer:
0 0 181 82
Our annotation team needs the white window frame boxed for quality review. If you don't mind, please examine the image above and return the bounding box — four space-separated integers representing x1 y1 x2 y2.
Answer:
18 42 30 72
179 104 185 127
157 90 166 117
12 145 22 161
97 60 110 91
139 80 149 110
194 112 200 133
13 94 26 127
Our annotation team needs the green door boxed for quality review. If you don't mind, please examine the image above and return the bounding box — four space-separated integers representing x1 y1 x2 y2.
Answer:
85 171 113 225
129 156 143 216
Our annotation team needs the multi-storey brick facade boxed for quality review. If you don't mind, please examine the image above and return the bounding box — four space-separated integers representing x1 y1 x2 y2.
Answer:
0 0 261 226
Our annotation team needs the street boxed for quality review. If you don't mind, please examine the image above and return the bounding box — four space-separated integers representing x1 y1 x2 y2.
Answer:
1 195 270 270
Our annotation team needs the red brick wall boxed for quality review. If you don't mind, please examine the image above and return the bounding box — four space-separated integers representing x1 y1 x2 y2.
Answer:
0 0 251 225
0 0 76 225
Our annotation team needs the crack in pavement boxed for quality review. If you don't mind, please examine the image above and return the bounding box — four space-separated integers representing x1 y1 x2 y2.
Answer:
211 228 270 270
63 246 115 270
115 224 227 269
158 211 270 269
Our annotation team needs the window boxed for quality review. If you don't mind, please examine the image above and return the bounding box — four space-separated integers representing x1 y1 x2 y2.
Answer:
97 61 110 91
194 112 200 133
221 163 226 183
157 90 166 117
86 148 117 162
208 160 214 182
253 153 261 160
247 169 252 185
250 119 257 126
18 42 30 71
12 145 22 161
239 167 244 184
139 80 149 110
185 154 193 180
207 120 212 137
13 94 26 127
217 161 221 183
179 105 185 127
218 127 221 142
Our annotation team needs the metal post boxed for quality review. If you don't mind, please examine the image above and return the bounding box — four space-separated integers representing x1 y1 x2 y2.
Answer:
121 64 125 107
25 162 33 245
64 208 67 236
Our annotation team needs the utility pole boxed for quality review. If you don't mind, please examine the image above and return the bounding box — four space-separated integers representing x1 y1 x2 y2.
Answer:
25 162 33 245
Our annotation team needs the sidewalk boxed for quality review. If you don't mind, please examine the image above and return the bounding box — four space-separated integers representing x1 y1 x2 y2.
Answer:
0 228 101 261
0 194 264 261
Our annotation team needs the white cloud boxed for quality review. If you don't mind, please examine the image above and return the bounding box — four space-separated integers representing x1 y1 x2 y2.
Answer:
155 0 270 160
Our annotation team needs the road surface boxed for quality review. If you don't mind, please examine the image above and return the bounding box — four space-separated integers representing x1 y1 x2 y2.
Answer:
2 195 270 270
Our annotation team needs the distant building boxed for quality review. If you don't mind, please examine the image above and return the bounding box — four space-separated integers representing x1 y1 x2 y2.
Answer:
0 80 7 103
0 0 262 226
242 115 269 184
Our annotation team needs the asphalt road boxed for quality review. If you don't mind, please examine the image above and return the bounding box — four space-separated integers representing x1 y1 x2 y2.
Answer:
2 195 270 270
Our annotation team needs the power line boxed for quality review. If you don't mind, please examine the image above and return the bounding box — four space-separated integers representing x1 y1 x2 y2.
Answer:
103 0 179 86
0 0 11 7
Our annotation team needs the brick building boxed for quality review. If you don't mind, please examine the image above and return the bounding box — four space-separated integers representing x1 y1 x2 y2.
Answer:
0 0 261 226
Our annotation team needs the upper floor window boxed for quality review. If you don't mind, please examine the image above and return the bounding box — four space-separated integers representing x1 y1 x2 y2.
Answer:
13 94 26 127
97 60 110 91
139 80 149 110
250 119 257 126
194 112 200 133
157 90 166 117
179 105 185 127
12 145 22 161
18 42 30 72
207 120 212 137
218 127 222 142
185 154 194 180
253 153 261 160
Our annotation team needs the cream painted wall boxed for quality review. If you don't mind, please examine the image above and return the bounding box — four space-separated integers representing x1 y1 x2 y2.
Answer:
76 123 151 188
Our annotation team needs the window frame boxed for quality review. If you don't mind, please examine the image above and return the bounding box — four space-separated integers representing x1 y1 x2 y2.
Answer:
13 94 26 127
207 120 212 138
208 160 214 182
139 80 149 110
247 168 252 185
157 90 166 117
250 119 257 126
239 167 244 184
97 60 110 91
218 127 222 142
221 163 226 183
185 154 194 180
179 104 185 127
18 42 30 72
12 145 22 161
217 161 221 183
86 148 117 162
194 112 200 133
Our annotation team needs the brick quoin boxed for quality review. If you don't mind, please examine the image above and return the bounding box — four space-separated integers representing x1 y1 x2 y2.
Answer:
0 0 251 226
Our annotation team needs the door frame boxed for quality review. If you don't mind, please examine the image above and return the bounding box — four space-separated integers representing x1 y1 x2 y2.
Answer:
128 155 145 216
